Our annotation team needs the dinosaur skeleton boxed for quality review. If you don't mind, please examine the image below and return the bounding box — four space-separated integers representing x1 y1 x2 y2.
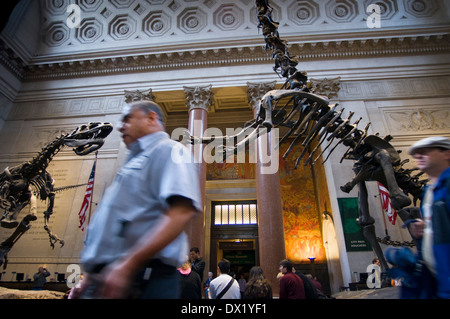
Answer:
0 122 113 267
187 0 427 272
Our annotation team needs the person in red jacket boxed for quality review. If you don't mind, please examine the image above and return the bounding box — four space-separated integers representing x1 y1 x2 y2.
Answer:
278 259 305 299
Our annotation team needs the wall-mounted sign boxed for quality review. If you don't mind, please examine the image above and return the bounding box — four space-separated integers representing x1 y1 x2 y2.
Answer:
338 197 372 252
219 241 254 250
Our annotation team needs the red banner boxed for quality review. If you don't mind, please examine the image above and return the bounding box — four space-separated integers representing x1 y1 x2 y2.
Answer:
377 182 397 225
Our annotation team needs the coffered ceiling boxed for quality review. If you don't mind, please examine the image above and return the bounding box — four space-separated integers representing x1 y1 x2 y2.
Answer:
3 0 449 64
1 0 449 131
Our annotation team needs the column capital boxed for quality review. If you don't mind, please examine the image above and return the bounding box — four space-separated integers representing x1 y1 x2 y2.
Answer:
183 85 214 112
246 81 277 110
124 88 156 103
309 77 341 99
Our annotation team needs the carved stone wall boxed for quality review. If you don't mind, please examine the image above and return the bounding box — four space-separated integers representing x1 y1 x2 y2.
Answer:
383 107 449 134
7 95 123 121
334 75 450 144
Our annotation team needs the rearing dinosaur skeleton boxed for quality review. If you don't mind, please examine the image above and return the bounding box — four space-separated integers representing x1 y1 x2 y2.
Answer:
0 122 113 267
188 0 426 272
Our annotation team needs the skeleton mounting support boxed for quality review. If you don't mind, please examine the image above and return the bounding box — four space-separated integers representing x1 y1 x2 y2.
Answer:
187 0 427 273
0 122 113 267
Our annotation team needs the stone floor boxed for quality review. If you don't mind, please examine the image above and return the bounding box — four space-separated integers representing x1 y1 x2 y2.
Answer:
0 287 65 299
0 286 401 299
332 286 400 299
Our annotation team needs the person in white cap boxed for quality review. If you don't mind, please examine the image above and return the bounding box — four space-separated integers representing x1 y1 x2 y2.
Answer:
407 136 450 299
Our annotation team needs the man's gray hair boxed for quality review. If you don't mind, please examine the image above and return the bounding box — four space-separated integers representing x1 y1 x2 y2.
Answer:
129 100 166 128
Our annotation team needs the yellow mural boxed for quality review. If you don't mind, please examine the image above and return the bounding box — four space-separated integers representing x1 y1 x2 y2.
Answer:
279 143 326 264
206 152 255 180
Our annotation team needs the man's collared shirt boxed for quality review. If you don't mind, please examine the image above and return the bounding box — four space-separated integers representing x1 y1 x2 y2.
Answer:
210 274 240 299
81 131 201 272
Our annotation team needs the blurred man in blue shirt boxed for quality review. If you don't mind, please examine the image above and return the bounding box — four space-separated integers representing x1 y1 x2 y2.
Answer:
78 100 202 299
407 136 450 299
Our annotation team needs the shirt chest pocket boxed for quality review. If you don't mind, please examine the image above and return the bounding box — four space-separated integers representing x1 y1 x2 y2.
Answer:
113 155 154 198
117 156 150 179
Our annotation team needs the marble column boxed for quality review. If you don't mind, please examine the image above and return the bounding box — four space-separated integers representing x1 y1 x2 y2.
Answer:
183 85 213 258
247 81 286 297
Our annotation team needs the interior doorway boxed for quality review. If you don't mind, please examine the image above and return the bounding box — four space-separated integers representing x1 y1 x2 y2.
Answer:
210 238 258 280
219 240 257 279
209 200 259 280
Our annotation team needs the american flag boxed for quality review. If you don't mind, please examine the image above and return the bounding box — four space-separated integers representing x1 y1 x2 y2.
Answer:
377 182 397 225
78 160 96 231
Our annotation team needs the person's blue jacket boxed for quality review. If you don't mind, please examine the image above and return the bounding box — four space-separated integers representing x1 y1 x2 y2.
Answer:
418 167 450 298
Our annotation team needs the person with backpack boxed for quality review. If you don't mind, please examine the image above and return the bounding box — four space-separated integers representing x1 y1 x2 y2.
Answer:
209 258 240 299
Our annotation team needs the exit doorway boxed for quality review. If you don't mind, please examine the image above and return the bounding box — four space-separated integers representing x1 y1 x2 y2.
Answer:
209 200 259 280
216 240 257 278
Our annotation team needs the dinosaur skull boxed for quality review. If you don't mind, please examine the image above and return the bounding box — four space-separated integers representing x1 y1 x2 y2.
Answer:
64 122 113 155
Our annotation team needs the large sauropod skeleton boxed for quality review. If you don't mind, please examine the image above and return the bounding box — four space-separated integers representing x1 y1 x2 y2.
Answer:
187 0 426 272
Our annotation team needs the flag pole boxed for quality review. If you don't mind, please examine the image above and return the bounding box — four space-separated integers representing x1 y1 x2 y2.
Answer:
86 151 98 232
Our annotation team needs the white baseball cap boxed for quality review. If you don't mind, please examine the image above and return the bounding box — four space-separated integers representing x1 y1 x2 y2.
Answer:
408 136 450 155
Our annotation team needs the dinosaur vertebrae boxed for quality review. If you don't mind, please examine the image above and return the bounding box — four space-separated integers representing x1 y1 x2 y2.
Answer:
22 136 66 181
256 0 299 82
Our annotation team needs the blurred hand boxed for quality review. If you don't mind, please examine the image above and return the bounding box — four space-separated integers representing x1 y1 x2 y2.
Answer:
99 260 135 299
408 219 425 239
